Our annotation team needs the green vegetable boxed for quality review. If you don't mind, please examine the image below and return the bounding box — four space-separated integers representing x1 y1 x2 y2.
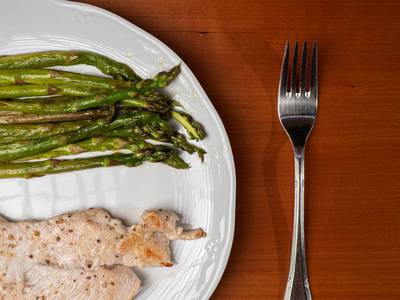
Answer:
0 50 142 82
0 68 136 90
0 109 110 124
0 120 93 143
0 146 189 179
0 111 156 162
0 50 204 178
0 65 180 113
171 110 205 141
0 84 104 99
14 137 154 161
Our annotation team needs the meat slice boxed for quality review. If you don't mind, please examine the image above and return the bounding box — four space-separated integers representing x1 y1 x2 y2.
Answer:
2 264 140 300
0 208 205 269
0 208 205 299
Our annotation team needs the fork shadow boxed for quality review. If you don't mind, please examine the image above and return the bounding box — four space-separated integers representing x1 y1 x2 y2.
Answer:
225 34 293 297
263 115 292 298
213 32 293 297
224 33 293 297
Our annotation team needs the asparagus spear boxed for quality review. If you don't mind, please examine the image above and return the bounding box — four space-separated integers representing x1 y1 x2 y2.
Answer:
119 93 170 112
170 132 206 161
0 111 156 162
171 110 205 141
0 146 189 179
16 92 167 104
9 95 168 113
0 50 142 82
104 124 170 142
103 127 148 140
0 120 94 143
0 108 110 124
0 93 114 114
0 65 180 113
132 64 181 91
14 137 154 161
0 84 106 99
118 98 167 112
0 69 135 90
12 95 81 103
0 105 140 125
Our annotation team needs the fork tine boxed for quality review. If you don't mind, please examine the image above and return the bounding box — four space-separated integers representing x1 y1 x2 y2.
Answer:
299 40 307 95
291 41 298 97
279 41 289 97
310 41 317 99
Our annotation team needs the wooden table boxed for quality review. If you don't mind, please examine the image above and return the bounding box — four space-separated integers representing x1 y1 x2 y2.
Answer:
74 1 400 299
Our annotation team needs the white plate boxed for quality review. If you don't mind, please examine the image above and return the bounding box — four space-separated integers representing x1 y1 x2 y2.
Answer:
0 0 235 299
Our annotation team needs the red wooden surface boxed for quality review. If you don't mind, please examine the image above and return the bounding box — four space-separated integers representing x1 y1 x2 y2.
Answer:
74 1 400 298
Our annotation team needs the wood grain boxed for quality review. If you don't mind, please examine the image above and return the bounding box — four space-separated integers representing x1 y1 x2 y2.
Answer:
74 1 400 299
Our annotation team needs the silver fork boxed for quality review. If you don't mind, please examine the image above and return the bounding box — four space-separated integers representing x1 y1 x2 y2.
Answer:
278 40 317 300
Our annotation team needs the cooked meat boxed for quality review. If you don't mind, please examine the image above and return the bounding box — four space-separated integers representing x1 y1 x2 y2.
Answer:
1 264 140 300
0 208 205 299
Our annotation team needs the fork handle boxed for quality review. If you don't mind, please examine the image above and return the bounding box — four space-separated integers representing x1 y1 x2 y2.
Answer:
284 149 312 300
